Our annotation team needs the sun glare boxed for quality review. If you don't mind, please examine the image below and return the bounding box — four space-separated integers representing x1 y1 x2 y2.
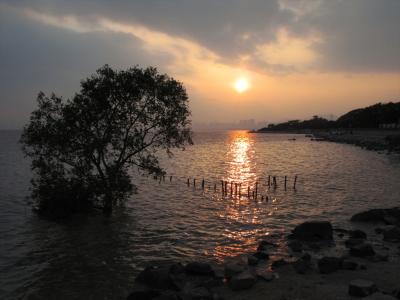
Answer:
234 78 249 93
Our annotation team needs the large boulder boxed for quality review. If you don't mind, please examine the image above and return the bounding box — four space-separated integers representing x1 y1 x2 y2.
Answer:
292 221 333 241
318 257 342 274
351 207 400 224
288 240 303 252
349 279 378 297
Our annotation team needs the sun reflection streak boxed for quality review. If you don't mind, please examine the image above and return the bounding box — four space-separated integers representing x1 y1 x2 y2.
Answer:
212 131 267 261
226 131 257 185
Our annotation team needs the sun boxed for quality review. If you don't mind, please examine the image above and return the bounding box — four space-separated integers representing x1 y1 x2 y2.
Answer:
234 78 250 93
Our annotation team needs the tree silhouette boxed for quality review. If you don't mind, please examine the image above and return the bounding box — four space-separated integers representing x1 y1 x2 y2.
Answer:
21 65 192 217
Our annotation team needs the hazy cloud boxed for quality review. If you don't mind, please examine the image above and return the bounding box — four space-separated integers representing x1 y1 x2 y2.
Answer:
0 0 399 128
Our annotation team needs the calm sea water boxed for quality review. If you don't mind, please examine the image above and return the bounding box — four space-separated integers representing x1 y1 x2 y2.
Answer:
1 130 400 299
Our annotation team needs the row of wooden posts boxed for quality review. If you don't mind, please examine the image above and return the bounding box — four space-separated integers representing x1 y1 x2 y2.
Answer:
153 174 298 199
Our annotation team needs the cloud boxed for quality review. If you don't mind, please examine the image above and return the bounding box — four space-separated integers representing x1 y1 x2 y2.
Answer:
0 0 399 129
2 0 399 73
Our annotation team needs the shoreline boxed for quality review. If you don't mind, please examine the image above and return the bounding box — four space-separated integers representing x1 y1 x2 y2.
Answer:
254 129 400 154
314 130 400 154
128 207 400 300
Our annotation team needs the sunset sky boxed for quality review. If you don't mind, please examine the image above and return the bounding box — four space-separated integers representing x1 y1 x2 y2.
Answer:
0 0 399 129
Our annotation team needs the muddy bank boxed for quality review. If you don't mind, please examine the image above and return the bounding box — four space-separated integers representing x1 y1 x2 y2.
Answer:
127 207 400 300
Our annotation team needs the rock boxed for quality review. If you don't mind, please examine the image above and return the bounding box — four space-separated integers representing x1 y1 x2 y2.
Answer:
345 238 365 248
271 259 289 269
334 228 350 234
301 253 312 261
292 221 333 241
350 230 367 239
135 265 175 289
257 240 277 251
392 287 400 299
342 260 358 270
185 262 214 276
349 279 378 297
383 227 400 242
288 240 303 252
369 254 389 262
351 207 400 224
293 258 311 274
229 271 256 291
247 255 259 266
376 228 384 234
253 251 269 260
318 257 342 274
255 269 274 282
364 293 398 300
350 243 375 257
224 262 246 278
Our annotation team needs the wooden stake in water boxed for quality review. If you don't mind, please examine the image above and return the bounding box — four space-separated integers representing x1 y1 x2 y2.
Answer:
193 178 196 188
221 180 224 195
252 190 255 199
214 183 217 192
235 183 238 196
248 186 250 198
187 178 190 186
255 182 258 199
170 176 172 182
239 183 242 198
201 179 205 190
230 182 233 197
268 175 271 187
273 176 277 189
284 176 287 190
294 175 298 189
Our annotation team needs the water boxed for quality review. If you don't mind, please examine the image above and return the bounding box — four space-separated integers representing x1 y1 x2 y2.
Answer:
1 130 400 299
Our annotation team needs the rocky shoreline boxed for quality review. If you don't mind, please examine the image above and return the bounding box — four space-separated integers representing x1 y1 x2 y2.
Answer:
314 130 400 153
127 207 400 300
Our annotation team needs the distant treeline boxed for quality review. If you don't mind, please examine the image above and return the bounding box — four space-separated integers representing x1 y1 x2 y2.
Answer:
259 102 400 131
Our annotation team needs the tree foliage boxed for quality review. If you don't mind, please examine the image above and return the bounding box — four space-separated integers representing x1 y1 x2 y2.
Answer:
21 65 192 217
